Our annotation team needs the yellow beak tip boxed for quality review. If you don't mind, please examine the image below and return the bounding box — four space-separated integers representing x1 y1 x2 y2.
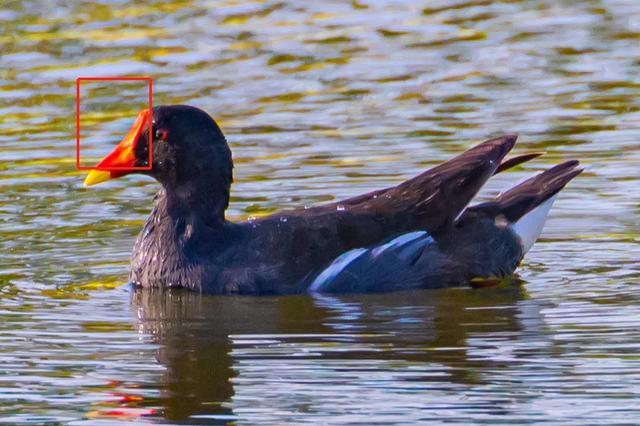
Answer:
83 170 112 187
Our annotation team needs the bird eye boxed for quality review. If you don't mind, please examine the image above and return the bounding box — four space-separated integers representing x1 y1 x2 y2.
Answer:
155 128 168 141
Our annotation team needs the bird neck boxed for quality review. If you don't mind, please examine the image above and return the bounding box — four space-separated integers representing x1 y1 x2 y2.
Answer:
161 177 231 225
145 187 230 259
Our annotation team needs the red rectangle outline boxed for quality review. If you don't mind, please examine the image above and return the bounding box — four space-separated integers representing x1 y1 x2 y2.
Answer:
76 76 153 171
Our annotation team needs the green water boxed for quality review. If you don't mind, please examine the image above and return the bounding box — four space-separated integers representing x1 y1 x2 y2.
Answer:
1 0 639 423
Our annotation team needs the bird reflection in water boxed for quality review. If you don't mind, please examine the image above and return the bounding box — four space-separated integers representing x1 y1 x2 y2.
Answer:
131 281 550 423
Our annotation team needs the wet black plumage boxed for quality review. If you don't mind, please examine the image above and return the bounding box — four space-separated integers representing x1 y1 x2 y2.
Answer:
93 105 581 295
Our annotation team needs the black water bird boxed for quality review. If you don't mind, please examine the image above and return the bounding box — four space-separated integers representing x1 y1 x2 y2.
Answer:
84 105 582 295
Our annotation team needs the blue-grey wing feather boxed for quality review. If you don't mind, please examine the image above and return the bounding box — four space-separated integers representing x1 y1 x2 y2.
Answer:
308 231 441 294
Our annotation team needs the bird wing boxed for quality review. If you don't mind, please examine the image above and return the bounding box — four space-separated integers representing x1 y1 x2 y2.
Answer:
288 134 518 238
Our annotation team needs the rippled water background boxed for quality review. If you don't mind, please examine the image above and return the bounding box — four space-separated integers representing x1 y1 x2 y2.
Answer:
1 0 639 424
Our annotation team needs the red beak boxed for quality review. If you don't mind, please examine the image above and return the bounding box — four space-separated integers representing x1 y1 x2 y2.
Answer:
84 109 151 187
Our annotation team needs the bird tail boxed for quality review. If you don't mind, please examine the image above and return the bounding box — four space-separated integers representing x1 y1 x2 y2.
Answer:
468 160 583 253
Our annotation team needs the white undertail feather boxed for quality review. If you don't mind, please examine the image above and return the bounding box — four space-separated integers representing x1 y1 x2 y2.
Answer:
510 195 557 254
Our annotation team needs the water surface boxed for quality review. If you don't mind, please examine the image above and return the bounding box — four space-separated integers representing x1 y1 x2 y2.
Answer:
1 0 639 423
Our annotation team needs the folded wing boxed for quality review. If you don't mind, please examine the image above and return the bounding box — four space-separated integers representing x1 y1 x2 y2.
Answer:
307 156 582 294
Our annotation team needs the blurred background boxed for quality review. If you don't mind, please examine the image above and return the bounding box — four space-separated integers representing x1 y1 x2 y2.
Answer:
0 0 639 424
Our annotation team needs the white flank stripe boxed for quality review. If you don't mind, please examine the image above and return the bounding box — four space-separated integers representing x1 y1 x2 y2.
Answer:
308 248 367 292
